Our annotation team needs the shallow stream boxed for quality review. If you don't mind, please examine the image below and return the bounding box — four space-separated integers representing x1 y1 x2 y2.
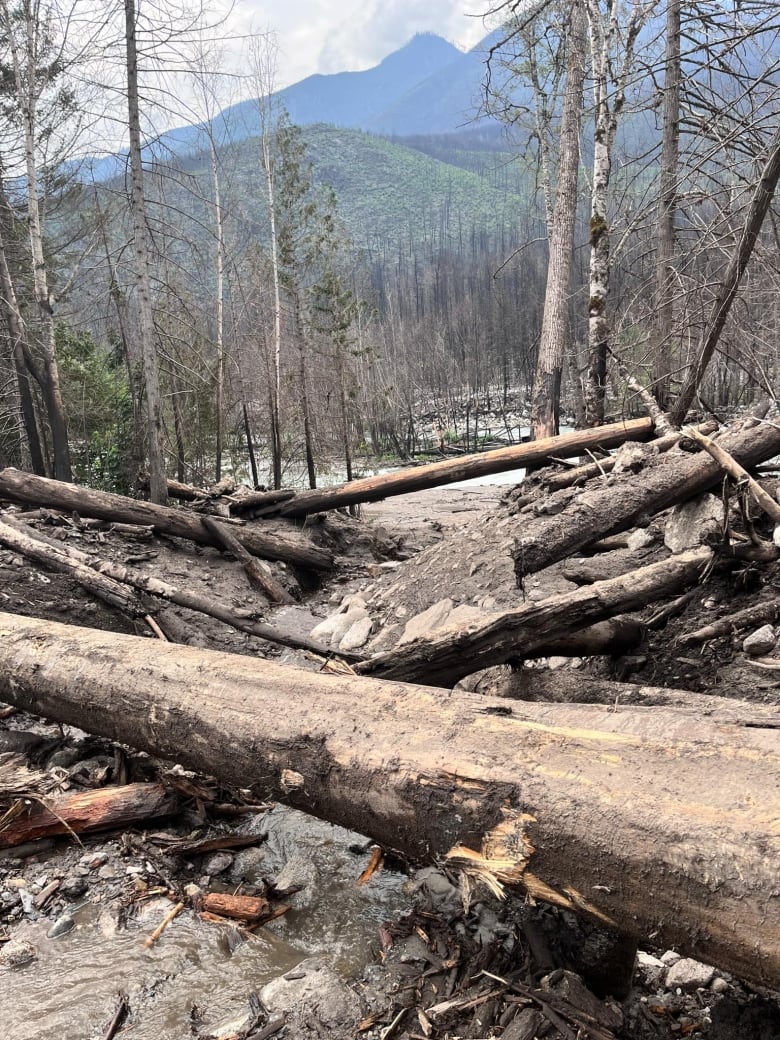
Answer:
0 807 408 1039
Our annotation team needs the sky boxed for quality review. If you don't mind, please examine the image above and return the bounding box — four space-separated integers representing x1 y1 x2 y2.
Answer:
224 0 492 89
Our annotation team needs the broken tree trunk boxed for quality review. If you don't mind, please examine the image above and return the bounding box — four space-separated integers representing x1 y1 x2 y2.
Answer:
0 783 177 849
0 469 332 573
513 417 780 581
269 419 654 517
200 515 294 605
359 549 710 686
679 599 780 646
493 668 780 722
0 612 777 988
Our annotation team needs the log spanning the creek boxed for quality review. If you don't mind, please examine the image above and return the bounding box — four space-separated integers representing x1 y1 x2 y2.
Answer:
270 418 654 517
0 469 332 573
513 416 780 580
0 612 778 989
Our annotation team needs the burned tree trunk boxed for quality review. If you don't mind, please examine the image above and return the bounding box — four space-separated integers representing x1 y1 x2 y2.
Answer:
272 419 654 517
0 612 777 988
0 469 332 572
513 418 780 581
359 549 710 686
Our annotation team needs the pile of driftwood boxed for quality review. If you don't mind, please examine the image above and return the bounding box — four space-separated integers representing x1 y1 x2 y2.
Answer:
0 413 779 992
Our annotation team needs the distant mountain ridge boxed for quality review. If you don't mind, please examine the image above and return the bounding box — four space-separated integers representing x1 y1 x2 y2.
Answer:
77 32 503 181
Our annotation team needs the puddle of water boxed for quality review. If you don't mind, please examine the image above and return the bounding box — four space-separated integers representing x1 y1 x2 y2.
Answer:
0 807 408 1039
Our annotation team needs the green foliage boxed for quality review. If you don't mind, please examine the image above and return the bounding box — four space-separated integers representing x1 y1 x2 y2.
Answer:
56 324 134 492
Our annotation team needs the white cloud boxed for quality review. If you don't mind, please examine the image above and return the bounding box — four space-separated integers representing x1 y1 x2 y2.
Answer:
226 0 489 87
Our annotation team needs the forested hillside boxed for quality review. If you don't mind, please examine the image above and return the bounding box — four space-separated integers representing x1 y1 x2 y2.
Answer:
1 4 780 498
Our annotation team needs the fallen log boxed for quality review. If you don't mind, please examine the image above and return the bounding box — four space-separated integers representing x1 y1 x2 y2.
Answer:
0 612 777 988
685 424 780 525
200 515 294 605
0 782 177 849
0 515 148 619
270 419 654 517
228 489 297 516
359 549 711 686
679 598 780 646
490 668 780 719
0 515 354 661
200 892 271 922
541 422 718 492
513 417 780 581
0 469 333 573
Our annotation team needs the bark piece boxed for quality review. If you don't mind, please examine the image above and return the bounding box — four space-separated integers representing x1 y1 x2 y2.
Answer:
359 549 710 686
200 892 271 922
0 611 777 988
513 418 780 580
273 420 654 517
0 469 332 572
0 783 177 849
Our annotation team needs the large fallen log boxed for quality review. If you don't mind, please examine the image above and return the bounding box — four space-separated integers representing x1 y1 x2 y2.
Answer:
0 515 355 660
359 549 711 686
0 469 332 573
269 418 654 517
0 783 177 849
513 417 780 580
489 668 780 720
0 613 777 988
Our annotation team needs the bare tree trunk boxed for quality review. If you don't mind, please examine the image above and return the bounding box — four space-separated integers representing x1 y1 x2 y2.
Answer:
0 178 45 474
211 137 225 482
531 3 586 440
583 1 642 426
652 0 681 408
0 0 71 480
124 0 167 505
670 125 780 425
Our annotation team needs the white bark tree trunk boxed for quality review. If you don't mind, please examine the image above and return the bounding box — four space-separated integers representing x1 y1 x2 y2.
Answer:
531 3 587 440
0 0 71 480
124 0 167 505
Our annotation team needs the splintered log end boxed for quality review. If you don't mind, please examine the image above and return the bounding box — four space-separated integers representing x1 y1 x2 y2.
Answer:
445 808 618 929
444 808 536 900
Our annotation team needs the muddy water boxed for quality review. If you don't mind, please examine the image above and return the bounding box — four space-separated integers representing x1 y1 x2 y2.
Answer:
0 808 408 1039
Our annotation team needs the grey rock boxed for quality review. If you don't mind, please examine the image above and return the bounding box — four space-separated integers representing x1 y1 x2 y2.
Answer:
311 607 368 647
273 852 317 905
260 956 361 1032
666 956 716 991
660 949 681 966
230 846 266 881
627 528 656 550
47 912 75 939
664 494 722 553
203 852 234 876
711 976 730 994
97 863 118 880
0 938 36 969
59 875 88 900
635 950 667 989
743 625 777 657
398 598 453 645
338 615 373 651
